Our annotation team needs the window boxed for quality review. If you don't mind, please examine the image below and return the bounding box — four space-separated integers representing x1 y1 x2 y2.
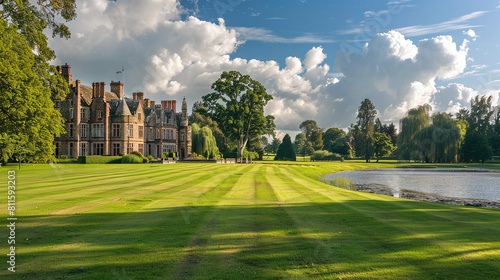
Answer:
69 143 74 158
55 143 60 157
128 125 134 137
112 143 120 156
128 143 134 154
112 124 120 137
138 144 144 155
138 113 142 121
180 133 184 141
55 101 60 108
79 143 87 156
98 110 103 119
69 124 74 138
162 129 167 140
92 143 104 155
69 99 73 107
148 128 153 141
92 124 104 137
156 128 161 139
80 124 88 138
156 113 161 123
70 108 74 119
80 108 85 120
162 144 167 154
138 126 144 138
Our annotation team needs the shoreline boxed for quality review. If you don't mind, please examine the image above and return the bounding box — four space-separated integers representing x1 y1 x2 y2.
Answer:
353 183 500 208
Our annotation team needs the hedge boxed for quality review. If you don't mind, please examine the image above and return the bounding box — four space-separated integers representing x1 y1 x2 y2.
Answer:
311 150 343 161
122 154 143 163
77 156 123 164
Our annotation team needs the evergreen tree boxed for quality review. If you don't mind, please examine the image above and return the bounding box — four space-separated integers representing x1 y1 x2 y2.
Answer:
373 133 395 162
274 134 296 161
356 98 377 162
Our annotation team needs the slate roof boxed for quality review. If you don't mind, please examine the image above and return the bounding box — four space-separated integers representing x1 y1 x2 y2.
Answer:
79 84 119 106
144 107 176 124
109 98 141 116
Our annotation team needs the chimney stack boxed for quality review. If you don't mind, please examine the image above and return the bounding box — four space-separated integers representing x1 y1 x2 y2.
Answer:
144 98 151 108
133 92 144 102
161 100 177 113
110 81 124 99
92 82 106 101
57 63 72 84
150 100 155 108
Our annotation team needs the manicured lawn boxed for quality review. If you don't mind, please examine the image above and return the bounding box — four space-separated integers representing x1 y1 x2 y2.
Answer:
1 162 500 279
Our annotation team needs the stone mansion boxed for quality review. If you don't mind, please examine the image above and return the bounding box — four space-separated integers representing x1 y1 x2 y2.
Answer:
53 64 192 159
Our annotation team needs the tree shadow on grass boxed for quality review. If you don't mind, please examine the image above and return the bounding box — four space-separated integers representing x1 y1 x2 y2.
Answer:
6 200 500 279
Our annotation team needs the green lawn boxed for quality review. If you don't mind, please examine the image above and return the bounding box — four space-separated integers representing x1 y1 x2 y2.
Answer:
1 162 500 279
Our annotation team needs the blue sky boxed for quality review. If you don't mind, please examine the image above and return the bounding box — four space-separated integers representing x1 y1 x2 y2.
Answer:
49 0 500 136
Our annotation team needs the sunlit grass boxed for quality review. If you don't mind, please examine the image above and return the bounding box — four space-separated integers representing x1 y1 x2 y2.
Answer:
0 162 499 279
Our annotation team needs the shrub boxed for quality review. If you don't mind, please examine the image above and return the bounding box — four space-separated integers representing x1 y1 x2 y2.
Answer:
147 155 154 161
142 157 149 163
77 156 122 164
59 155 68 160
122 154 143 163
131 151 143 158
311 150 343 161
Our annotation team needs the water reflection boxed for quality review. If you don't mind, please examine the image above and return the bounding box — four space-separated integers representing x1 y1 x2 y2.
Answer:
324 168 500 201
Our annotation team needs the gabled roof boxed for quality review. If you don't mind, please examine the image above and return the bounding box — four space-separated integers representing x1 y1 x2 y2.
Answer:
108 98 141 116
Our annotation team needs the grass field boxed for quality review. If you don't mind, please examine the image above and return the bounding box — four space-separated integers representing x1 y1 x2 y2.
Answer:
1 162 500 279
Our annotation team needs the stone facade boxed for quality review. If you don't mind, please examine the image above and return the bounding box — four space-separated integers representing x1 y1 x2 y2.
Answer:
53 64 191 159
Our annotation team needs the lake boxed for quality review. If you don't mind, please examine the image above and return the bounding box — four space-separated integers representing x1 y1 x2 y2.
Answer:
324 168 500 202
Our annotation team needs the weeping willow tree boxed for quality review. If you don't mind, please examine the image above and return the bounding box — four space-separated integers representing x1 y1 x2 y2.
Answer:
397 104 432 161
412 113 461 163
191 123 220 159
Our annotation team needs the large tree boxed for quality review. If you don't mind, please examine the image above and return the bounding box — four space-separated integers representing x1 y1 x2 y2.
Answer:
0 1 76 164
299 120 323 151
373 132 395 162
323 127 346 152
0 19 67 164
397 104 432 161
412 113 461 163
191 123 220 159
202 71 274 158
462 95 494 163
356 98 377 162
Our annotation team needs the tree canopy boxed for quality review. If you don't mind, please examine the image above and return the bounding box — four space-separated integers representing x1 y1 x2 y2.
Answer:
397 104 432 161
462 96 494 163
191 123 220 159
202 71 274 158
0 19 66 164
0 1 76 164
